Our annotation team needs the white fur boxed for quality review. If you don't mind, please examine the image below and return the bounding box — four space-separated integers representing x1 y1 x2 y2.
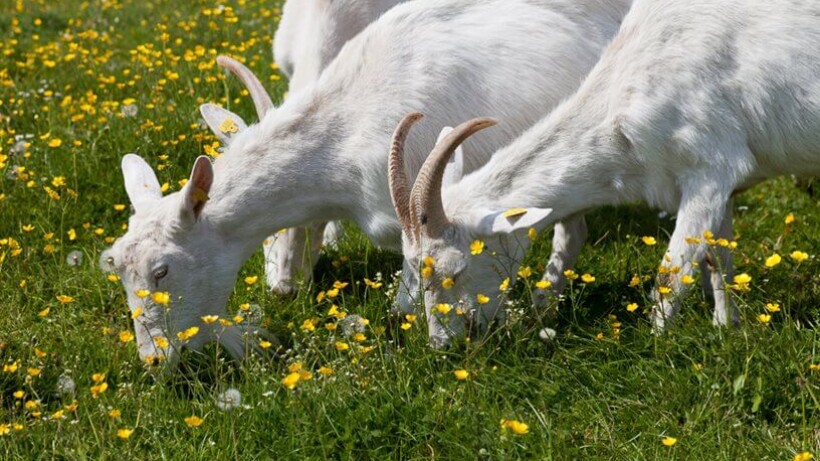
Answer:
406 0 820 347
105 0 632 364
267 0 409 294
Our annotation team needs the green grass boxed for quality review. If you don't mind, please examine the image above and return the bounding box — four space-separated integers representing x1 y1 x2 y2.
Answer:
1 1 819 459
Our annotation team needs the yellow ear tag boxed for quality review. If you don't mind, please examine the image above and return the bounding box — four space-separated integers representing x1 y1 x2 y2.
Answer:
191 187 210 203
503 208 528 218
219 117 239 134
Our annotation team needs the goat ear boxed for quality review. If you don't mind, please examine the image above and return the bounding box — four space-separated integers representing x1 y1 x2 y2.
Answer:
477 207 553 236
439 127 465 187
180 156 214 222
122 154 161 211
200 103 248 144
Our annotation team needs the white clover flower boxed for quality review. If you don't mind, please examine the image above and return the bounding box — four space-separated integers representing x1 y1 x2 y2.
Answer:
216 388 241 411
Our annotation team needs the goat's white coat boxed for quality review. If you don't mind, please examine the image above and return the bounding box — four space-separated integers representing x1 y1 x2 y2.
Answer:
267 0 409 294
104 0 632 362
403 0 820 345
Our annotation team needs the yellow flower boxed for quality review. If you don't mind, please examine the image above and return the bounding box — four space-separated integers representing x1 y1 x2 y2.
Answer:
151 291 170 305
435 303 452 315
535 280 552 290
56 295 74 304
733 273 752 285
219 117 239 134
38 307 50 318
757 314 771 324
300 318 317 332
423 256 435 267
364 278 383 289
794 453 814 461
13 390 24 399
244 276 258 285
785 213 796 225
184 415 203 428
661 436 677 447
154 337 169 349
680 275 695 285
90 382 108 398
564 269 578 281
119 331 134 343
282 372 300 389
476 294 490 304
131 307 143 319
528 227 538 240
201 315 219 324
517 266 532 279
791 251 809 263
581 273 595 283
765 253 782 268
326 288 340 298
400 323 412 331
135 289 150 298
765 303 781 313
117 428 134 440
503 207 528 218
499 278 511 291
641 236 657 246
92 373 106 383
453 369 470 380
470 239 485 255
107 274 120 282
4 361 18 373
176 326 199 341
114 204 127 211
441 278 454 289
420 266 433 279
259 340 273 349
500 419 529 435
335 342 350 351
109 409 121 418
319 366 334 376
626 303 639 312
658 286 672 295
48 138 62 148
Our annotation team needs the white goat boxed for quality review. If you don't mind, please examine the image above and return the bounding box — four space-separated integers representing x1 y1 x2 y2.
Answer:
102 0 632 364
274 0 408 92
267 0 409 295
390 0 820 347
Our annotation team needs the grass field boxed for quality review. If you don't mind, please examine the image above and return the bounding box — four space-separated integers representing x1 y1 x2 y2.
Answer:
1 0 819 459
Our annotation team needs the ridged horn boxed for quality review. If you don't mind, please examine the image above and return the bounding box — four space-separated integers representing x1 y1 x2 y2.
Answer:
216 55 274 119
410 117 497 238
388 112 424 243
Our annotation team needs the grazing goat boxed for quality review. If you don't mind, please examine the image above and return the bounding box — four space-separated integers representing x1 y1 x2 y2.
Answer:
267 0 409 295
390 0 820 347
102 0 632 364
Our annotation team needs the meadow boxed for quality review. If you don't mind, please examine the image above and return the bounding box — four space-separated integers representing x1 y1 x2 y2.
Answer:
1 0 819 459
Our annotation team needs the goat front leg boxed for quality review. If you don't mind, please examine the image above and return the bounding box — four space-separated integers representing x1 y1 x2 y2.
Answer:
264 224 326 295
699 199 739 327
651 183 731 333
533 215 588 310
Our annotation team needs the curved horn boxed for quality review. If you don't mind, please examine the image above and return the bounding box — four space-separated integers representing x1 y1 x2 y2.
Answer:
217 55 274 119
410 117 497 238
388 112 424 243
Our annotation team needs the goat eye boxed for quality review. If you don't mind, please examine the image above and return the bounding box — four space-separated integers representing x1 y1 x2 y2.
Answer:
152 266 168 280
